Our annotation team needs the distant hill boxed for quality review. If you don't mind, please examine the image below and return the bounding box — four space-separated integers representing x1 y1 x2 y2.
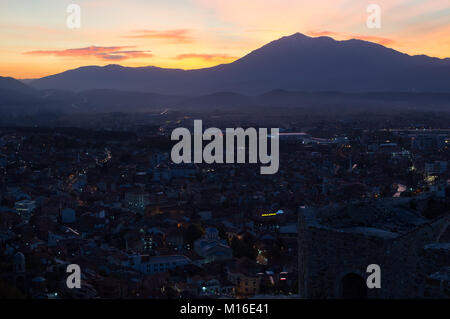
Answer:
30 33 450 94
0 86 449 118
47 89 187 113
0 76 42 115
0 76 37 95
175 90 450 113
176 92 253 109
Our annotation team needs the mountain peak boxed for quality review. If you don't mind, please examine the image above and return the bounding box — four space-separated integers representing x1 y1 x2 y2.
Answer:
277 32 312 42
104 64 124 68
289 32 311 38
263 32 336 50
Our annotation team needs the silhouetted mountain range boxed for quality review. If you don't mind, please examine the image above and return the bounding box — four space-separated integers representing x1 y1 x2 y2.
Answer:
29 33 450 94
1 33 450 119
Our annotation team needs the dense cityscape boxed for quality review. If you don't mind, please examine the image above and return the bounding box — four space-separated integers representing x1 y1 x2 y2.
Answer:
0 109 449 299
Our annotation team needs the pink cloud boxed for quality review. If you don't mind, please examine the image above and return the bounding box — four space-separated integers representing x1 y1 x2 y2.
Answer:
307 31 336 37
124 29 193 43
307 30 395 46
23 46 152 61
173 53 237 61
353 35 395 46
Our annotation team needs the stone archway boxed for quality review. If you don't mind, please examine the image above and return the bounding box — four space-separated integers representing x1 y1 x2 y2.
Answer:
340 273 367 299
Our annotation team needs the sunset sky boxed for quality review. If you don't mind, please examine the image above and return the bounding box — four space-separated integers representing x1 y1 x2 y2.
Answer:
0 0 449 79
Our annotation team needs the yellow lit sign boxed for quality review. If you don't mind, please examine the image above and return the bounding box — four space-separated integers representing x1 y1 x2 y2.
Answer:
261 210 285 217
261 213 277 217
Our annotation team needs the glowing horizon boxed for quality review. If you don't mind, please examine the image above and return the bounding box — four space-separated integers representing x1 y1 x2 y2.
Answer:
0 0 449 79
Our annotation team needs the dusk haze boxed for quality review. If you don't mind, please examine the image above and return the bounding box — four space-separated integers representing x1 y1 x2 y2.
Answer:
0 0 449 310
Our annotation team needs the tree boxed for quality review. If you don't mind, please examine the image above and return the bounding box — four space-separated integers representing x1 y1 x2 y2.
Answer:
217 226 228 242
184 224 204 246
423 197 445 219
163 285 178 299
0 280 25 299
230 234 257 259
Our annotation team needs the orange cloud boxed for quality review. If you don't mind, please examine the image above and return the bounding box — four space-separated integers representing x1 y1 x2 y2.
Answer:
124 29 193 43
307 31 336 37
23 46 152 61
353 35 395 46
173 53 237 61
307 31 395 46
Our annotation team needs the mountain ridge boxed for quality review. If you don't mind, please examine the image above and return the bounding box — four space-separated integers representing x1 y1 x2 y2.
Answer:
25 32 450 94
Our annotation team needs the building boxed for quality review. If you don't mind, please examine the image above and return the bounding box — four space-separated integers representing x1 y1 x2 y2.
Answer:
125 191 150 213
411 134 448 151
127 254 191 275
424 161 448 176
61 207 76 223
227 258 261 297
14 199 36 221
194 228 233 263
